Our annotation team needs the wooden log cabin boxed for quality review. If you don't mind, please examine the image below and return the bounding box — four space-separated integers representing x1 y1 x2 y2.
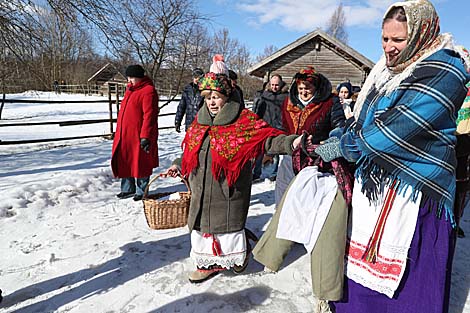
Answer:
87 63 127 96
248 29 375 90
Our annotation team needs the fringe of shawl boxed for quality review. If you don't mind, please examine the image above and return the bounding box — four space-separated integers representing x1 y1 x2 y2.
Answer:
355 156 456 228
210 125 284 186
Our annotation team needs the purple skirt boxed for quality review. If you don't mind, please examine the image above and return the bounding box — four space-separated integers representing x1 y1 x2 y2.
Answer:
332 201 455 313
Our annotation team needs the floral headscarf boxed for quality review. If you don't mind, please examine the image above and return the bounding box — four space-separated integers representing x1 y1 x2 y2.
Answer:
198 72 232 96
294 66 319 86
384 0 441 73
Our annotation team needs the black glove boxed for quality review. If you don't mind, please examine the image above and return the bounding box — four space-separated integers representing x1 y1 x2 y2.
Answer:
175 122 181 133
140 138 150 153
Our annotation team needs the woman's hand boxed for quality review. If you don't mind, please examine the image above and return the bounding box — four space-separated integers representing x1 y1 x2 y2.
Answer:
292 134 312 150
160 165 180 178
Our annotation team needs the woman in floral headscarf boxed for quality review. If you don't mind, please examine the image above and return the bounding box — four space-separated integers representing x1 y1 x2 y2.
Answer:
252 66 349 312
274 66 345 204
312 1 470 312
163 64 303 283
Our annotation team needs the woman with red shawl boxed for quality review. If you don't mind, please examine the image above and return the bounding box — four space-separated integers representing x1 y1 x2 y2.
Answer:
163 63 302 283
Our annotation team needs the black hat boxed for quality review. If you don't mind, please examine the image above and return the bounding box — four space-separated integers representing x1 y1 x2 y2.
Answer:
125 65 145 78
228 69 238 80
192 68 204 78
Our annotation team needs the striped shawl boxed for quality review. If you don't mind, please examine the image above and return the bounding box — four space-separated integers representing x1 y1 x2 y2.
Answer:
349 49 469 226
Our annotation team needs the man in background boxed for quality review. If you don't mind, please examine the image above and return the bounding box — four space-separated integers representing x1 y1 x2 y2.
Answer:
252 74 288 181
229 69 245 108
175 68 204 132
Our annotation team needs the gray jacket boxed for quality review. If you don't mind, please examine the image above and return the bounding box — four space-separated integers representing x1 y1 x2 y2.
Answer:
176 100 296 234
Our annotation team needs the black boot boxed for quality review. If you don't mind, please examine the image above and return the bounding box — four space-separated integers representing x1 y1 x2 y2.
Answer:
458 226 465 238
116 192 134 199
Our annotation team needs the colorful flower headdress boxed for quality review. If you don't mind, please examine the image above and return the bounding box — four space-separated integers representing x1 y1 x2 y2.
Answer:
198 72 231 96
294 66 319 85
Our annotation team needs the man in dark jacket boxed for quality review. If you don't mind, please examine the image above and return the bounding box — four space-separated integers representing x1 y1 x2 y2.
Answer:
229 69 245 108
252 74 288 180
175 68 204 132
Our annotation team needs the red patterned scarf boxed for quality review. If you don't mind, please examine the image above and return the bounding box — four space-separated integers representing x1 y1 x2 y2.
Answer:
181 109 285 186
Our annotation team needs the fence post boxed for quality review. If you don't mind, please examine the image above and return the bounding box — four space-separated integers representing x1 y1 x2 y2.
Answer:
0 92 5 120
108 84 113 135
115 84 120 113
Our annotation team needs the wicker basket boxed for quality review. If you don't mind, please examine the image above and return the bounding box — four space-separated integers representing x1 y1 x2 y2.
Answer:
142 175 191 230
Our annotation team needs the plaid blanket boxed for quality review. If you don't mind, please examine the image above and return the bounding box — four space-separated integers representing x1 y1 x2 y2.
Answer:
351 49 469 226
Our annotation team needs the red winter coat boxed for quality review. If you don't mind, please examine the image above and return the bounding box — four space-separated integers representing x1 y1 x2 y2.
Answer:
111 76 159 178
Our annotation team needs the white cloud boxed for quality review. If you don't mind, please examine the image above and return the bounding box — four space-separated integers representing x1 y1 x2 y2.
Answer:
237 0 397 31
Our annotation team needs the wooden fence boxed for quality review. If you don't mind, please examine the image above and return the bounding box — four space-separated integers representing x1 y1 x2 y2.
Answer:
0 93 252 145
0 87 181 145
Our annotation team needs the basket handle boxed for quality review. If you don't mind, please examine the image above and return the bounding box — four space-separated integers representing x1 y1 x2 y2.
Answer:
143 173 190 199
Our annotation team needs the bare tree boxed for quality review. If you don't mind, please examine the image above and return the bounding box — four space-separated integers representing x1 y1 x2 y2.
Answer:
0 1 101 90
325 3 348 44
207 28 254 99
255 45 278 63
0 1 47 89
1 0 255 99
90 0 209 97
180 24 212 71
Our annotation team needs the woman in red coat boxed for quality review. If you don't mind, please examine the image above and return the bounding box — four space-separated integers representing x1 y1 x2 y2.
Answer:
111 65 159 201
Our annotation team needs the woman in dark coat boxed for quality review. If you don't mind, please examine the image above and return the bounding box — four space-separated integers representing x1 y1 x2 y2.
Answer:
111 65 159 201
252 67 350 310
336 81 355 120
163 66 302 283
274 66 345 204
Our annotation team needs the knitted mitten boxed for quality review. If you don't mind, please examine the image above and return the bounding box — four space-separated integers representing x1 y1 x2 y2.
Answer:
314 137 342 162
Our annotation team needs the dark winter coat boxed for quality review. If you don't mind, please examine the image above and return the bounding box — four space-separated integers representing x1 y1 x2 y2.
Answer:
253 80 288 130
111 76 159 178
176 101 297 234
282 73 345 143
456 134 470 192
232 85 245 108
175 82 203 130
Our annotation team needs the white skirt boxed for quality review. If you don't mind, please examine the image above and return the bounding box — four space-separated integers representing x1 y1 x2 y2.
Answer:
190 229 247 269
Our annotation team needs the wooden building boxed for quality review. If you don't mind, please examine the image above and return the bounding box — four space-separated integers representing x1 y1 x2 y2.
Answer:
87 63 127 96
248 29 375 89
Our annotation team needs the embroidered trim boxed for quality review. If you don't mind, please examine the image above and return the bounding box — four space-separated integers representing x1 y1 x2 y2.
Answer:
286 101 322 132
191 251 246 269
362 180 399 263
347 239 405 281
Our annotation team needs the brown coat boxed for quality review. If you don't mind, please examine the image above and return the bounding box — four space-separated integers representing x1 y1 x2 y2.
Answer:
176 101 297 234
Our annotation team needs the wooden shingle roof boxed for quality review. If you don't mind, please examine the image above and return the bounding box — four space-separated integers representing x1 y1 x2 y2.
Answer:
88 63 126 83
248 29 375 78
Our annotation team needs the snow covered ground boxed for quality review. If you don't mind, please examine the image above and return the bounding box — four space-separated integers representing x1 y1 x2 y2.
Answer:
0 92 469 313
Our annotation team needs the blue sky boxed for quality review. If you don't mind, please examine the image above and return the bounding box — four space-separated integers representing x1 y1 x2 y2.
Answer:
199 0 470 63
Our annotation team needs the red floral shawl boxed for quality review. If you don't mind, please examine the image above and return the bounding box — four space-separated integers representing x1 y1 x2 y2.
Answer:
181 109 285 186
